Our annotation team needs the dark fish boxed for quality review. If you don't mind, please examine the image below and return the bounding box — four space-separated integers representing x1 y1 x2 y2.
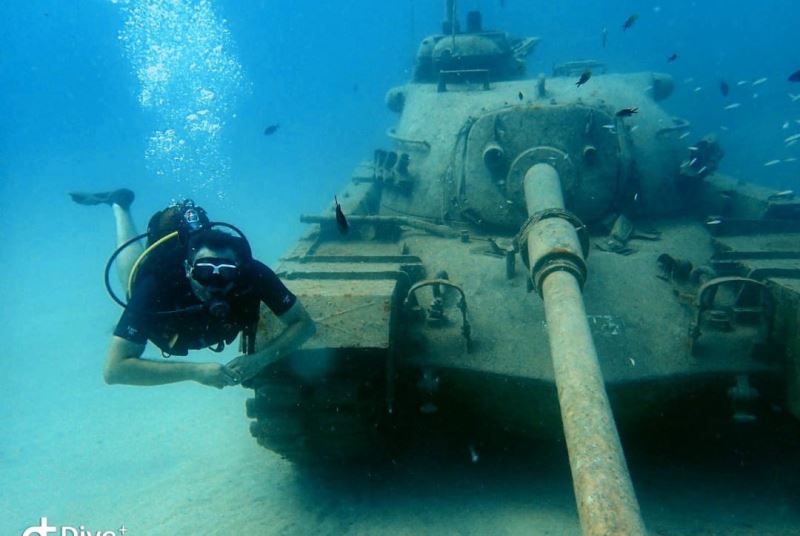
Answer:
789 70 800 83
576 70 592 88
615 107 639 118
622 14 639 31
263 124 279 136
518 91 524 101
334 196 349 234
667 53 678 62
720 80 730 96
602 27 608 48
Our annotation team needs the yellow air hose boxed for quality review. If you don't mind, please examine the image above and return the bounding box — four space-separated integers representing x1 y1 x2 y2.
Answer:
126 231 179 299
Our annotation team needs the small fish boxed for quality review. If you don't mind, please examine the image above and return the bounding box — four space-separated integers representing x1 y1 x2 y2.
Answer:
707 218 722 225
783 122 790 129
785 158 798 162
752 77 767 86
789 93 800 102
723 103 741 110
785 133 800 143
667 53 678 62
788 140 798 147
622 14 639 30
679 132 690 139
694 86 703 92
720 80 730 96
764 160 781 167
518 91 524 101
689 157 698 166
334 196 349 234
576 70 592 87
697 166 708 175
736 80 748 86
616 107 639 117
630 125 640 132
788 70 800 82
601 124 616 130
720 125 729 131
602 27 608 48
469 444 480 463
263 124 279 136
688 146 699 151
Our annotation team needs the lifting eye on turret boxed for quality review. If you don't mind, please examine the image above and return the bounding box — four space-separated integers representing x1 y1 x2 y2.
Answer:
582 145 598 166
483 142 506 175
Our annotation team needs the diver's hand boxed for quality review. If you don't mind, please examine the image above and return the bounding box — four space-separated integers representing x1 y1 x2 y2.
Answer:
226 352 272 383
193 363 240 389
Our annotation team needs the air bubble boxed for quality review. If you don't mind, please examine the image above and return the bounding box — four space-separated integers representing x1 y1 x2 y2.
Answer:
113 0 250 192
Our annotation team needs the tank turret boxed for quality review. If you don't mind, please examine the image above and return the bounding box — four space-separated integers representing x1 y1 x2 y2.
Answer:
413 7 539 84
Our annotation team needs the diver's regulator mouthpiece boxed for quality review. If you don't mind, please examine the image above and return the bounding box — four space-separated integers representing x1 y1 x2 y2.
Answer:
206 298 231 319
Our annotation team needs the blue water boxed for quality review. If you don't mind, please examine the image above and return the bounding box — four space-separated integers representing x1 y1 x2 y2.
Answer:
2 1 799 534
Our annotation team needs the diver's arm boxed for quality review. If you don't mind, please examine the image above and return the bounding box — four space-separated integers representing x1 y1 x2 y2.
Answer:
227 300 316 380
104 336 237 388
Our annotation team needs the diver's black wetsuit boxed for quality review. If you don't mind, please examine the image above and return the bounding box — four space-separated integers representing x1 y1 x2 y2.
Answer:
114 260 296 356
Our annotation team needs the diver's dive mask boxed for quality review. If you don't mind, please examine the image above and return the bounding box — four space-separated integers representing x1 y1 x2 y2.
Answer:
189 257 240 286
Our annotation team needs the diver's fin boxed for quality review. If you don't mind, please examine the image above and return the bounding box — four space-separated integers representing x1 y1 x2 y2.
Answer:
69 188 135 210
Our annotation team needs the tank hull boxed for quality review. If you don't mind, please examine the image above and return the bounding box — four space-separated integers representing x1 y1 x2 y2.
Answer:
245 27 800 465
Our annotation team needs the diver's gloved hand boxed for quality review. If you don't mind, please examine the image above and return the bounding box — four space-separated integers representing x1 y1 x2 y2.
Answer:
193 362 240 389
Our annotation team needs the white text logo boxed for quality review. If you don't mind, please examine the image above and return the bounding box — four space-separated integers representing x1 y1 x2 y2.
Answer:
22 518 128 536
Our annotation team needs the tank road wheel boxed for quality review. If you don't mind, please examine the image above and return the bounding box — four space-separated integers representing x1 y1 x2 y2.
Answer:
246 377 311 463
245 374 388 465
303 379 386 464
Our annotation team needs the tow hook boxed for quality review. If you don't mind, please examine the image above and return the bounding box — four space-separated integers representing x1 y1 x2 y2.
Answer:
728 374 759 424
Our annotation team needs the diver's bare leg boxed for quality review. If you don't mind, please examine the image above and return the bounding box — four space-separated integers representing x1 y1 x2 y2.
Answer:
113 204 144 289
69 188 140 289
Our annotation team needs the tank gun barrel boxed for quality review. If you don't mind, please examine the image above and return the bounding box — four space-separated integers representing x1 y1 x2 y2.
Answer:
522 163 646 536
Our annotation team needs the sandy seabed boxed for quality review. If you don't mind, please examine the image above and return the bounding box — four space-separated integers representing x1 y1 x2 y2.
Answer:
3 368 800 536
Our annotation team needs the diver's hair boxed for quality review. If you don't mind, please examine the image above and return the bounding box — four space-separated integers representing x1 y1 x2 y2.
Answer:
186 229 251 264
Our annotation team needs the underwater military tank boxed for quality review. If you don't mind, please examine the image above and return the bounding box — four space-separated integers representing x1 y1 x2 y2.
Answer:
242 4 800 534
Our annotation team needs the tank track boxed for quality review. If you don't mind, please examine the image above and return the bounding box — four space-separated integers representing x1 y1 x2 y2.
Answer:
245 372 389 465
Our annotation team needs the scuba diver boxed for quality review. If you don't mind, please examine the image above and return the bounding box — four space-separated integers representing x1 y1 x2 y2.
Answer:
69 188 315 389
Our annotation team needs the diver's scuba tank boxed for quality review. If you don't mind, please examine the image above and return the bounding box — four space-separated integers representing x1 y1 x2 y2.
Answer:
146 199 210 246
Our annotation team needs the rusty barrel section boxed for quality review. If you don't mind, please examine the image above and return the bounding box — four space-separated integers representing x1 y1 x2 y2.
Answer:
521 162 646 535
